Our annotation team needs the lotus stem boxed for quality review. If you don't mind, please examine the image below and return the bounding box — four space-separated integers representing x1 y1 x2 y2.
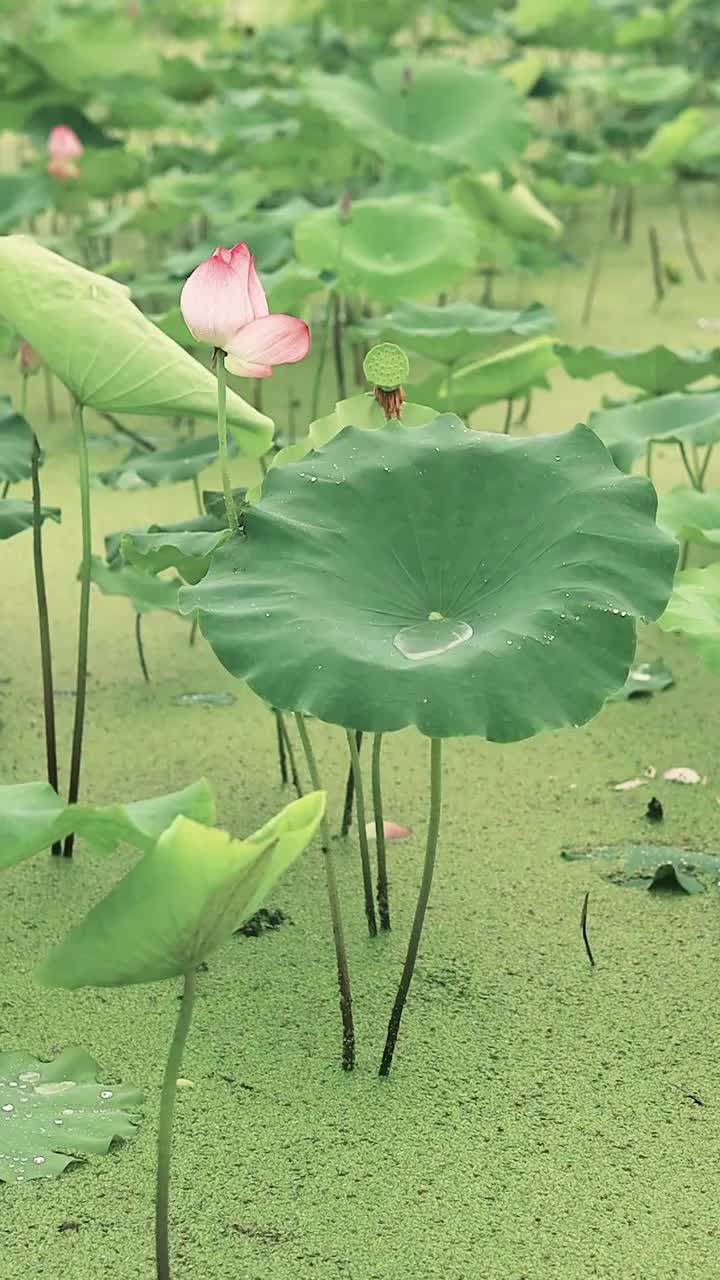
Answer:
191 474 203 516
310 291 333 421
622 185 634 245
502 398 514 434
275 711 302 797
189 617 198 647
379 737 443 1077
648 225 665 309
214 350 238 534
645 441 653 481
675 183 705 282
581 195 610 326
332 292 347 401
295 713 355 1070
43 364 55 422
372 733 391 931
678 442 701 491
62 400 92 858
135 613 150 684
698 445 714 491
1 480 9 499
30 430 61 858
156 969 197 1280
102 411 155 453
275 709 288 784
341 730 362 836
346 731 377 937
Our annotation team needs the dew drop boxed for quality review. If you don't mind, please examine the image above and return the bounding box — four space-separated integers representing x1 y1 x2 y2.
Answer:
33 1156 46 1165
100 1090 113 1100
393 618 473 661
2 1104 14 1112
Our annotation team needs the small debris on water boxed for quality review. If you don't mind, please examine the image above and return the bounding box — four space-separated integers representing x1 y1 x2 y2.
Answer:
645 797 664 822
663 767 704 785
611 777 646 792
174 691 237 707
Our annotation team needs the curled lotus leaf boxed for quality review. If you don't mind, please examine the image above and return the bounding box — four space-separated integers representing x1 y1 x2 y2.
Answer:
179 416 677 740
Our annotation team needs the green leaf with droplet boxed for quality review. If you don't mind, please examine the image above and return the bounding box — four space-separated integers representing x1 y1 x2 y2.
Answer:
36 792 325 988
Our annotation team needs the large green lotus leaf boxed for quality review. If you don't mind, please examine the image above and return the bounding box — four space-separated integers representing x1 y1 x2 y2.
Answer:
0 397 34 483
451 172 563 244
0 500 60 541
0 174 53 233
304 60 529 173
640 108 707 170
88 557 180 616
657 487 720 547
0 778 214 869
410 336 558 414
0 1047 142 1185
589 392 720 472
356 300 554 365
658 564 720 677
557 344 720 394
179 417 676 740
36 793 325 988
0 239 272 455
121 528 231 585
293 196 476 303
93 436 236 490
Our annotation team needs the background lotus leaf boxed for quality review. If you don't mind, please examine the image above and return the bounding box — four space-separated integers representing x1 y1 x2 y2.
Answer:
121 528 231 584
658 564 720 676
93 436 237 490
0 1047 142 1185
409 336 558 414
657 488 720 546
36 793 325 988
0 397 35 483
355 300 554 365
557 344 720 394
0 500 60 541
589 392 720 472
293 196 477 303
0 238 272 455
88 556 182 616
180 416 676 740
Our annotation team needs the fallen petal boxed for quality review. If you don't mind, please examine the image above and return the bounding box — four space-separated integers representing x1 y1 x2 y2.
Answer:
663 767 702 785
365 820 410 841
611 778 646 792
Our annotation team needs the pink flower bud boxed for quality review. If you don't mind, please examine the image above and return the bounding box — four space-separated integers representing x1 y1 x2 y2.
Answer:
48 126 83 160
180 242 310 378
17 341 41 375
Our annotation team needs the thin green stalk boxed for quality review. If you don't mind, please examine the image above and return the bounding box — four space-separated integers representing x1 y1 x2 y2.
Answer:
1 480 9 499
214 350 238 533
581 195 610 326
346 731 377 937
310 291 333 422
62 401 92 858
372 733 390 930
295 714 355 1070
645 440 653 481
43 363 55 422
698 444 714 491
678 441 701 491
30 428 61 858
340 729 362 837
191 474 203 516
332 292 347 402
502 399 514 434
379 738 443 1077
156 970 197 1280
135 613 150 684
276 712 302 798
274 709 288 784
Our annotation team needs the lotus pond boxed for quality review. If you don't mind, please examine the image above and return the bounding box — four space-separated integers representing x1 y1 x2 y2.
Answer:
3 3 720 1278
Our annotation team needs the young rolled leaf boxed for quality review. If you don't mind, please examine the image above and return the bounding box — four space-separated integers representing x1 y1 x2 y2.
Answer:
589 392 720 472
0 238 273 456
0 500 60 541
0 396 34 484
557 344 720 395
0 1047 142 1185
36 792 325 988
0 778 215 869
180 416 677 740
658 563 720 677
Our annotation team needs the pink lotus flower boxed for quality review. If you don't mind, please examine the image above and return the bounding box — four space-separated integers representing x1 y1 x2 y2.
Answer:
46 125 83 181
180 242 310 378
365 820 411 841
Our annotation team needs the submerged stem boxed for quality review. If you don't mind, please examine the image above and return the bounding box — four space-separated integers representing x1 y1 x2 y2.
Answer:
372 733 390 931
341 730 363 837
346 731 377 937
155 969 197 1280
295 714 355 1070
31 431 61 858
62 400 92 858
215 351 238 533
379 738 443 1077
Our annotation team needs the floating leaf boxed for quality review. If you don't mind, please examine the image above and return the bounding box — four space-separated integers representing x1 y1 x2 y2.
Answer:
589 392 720 473
0 239 272 455
561 843 720 893
121 529 230 585
657 488 720 547
36 793 326 988
0 1047 142 1185
658 563 720 677
88 557 181 616
610 658 675 700
0 500 60 541
304 59 530 172
0 395 34 484
557 344 720 395
0 778 215 869
179 417 676 740
294 196 476 303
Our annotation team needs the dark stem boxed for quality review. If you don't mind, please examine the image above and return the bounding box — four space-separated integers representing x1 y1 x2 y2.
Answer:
517 391 532 426
341 729 363 836
502 398 514 433
295 714 355 1070
697 444 714 491
580 891 595 968
675 183 705 282
379 738 443 1077
156 970 197 1280
1 480 9 499
310 291 333 421
678 441 701 491
581 202 609 326
372 732 391 931
346 731 377 937
276 712 302 798
621 185 634 245
648 225 665 308
274 708 288 784
135 613 150 684
608 187 622 235
332 292 347 402
62 401 92 858
31 431 62 858
43 364 56 422
191 474 203 516
101 412 156 453
189 616 198 647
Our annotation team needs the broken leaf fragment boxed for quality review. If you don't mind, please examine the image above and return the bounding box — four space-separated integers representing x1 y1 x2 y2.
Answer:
562 843 720 893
